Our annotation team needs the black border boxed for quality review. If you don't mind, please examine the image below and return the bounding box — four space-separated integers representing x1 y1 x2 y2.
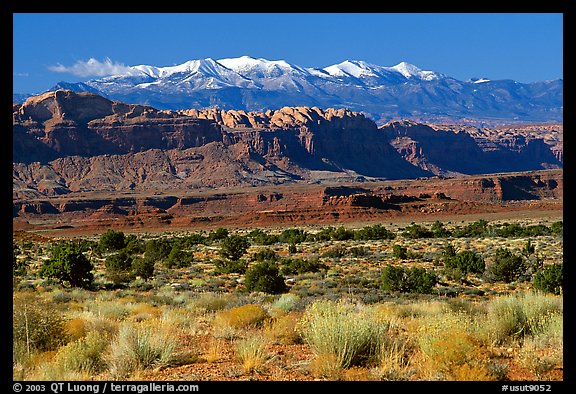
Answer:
7 3 573 392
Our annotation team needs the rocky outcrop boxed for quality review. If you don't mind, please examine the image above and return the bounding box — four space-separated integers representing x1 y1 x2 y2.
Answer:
13 91 563 199
13 170 562 233
382 120 563 176
211 107 430 178
13 90 227 163
370 170 562 203
182 106 377 132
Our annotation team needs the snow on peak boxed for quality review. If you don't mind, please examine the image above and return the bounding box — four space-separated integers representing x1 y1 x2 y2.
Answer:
87 56 448 95
115 58 256 90
128 58 227 79
116 57 443 85
218 56 306 77
217 55 263 70
323 60 378 78
388 62 439 81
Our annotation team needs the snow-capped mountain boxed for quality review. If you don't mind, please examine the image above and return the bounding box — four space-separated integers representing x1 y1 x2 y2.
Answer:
322 60 441 81
19 56 562 123
93 58 258 93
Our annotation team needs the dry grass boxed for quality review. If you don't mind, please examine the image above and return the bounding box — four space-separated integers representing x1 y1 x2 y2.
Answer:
106 321 182 379
300 300 388 377
213 304 269 331
204 338 226 363
518 336 563 380
264 312 303 345
235 335 270 373
12 216 563 381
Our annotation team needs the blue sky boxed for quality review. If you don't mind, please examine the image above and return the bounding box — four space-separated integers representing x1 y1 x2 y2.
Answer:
13 13 563 94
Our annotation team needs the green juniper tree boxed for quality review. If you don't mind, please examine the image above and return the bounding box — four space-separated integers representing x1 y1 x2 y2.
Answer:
40 241 94 289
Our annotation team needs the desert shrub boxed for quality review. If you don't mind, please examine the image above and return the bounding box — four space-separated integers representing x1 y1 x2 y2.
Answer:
235 335 270 373
483 292 563 344
179 233 208 247
280 257 328 275
64 318 87 342
348 246 370 257
13 244 27 277
452 219 490 238
300 300 388 373
402 224 434 239
39 241 94 289
248 229 279 245
278 228 308 244
144 238 172 264
533 264 563 295
331 226 355 241
392 244 408 259
13 293 68 352
98 229 126 253
219 235 250 261
522 224 552 236
87 299 133 321
494 223 524 237
214 259 248 274
516 309 563 380
550 221 563 236
214 304 269 329
518 336 562 380
377 332 416 381
354 224 396 240
520 292 563 338
129 304 163 322
441 243 457 259
431 220 452 237
131 256 155 281
321 245 347 258
105 250 134 284
208 227 229 242
408 267 438 294
53 331 109 374
244 261 288 294
107 322 180 379
124 234 145 254
190 292 232 312
314 227 335 241
252 248 279 262
380 265 438 294
417 311 494 380
270 293 301 315
380 265 405 292
495 223 553 237
522 239 536 258
164 243 193 269
485 247 526 283
444 249 485 275
264 312 303 345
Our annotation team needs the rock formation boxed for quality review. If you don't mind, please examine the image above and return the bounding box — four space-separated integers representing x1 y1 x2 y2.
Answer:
13 91 562 200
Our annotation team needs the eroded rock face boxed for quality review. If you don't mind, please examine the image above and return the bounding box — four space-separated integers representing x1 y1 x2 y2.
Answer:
13 90 226 163
196 107 427 179
180 106 376 132
13 91 563 199
382 120 563 176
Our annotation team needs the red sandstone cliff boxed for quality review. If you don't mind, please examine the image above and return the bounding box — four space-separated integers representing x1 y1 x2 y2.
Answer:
13 91 562 200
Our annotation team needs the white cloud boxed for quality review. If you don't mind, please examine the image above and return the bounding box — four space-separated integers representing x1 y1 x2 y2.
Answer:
48 57 132 77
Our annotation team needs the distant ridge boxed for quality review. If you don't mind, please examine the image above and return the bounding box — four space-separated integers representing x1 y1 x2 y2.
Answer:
13 56 562 124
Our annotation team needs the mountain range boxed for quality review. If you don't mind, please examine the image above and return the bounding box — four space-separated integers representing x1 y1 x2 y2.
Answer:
15 56 563 124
